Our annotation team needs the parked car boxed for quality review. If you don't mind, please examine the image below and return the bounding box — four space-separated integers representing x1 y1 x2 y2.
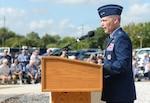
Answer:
49 48 102 59
82 48 101 52
67 50 88 60
66 49 100 60
50 48 62 56
135 48 150 67
80 51 104 61
27 47 47 55
0 47 21 56
136 48 150 58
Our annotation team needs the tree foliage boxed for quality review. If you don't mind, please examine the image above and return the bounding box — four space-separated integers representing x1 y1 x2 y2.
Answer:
0 21 150 50
26 32 40 40
123 22 150 49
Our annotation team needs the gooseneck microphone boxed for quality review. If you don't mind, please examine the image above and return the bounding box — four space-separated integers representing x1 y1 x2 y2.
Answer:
76 31 95 42
50 31 95 56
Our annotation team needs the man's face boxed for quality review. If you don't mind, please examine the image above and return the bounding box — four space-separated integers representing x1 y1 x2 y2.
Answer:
101 16 115 34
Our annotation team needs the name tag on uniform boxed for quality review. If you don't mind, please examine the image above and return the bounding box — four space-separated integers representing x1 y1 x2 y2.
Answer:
107 43 114 51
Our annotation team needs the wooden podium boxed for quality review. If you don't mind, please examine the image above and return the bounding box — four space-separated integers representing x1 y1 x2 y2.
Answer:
42 56 102 103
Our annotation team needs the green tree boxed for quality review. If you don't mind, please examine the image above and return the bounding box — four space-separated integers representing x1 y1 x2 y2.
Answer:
26 32 40 40
0 27 9 46
87 27 107 50
41 33 61 48
59 36 76 49
123 22 150 49
1 21 150 50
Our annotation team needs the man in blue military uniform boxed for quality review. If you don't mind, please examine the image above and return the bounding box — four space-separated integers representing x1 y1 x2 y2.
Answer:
97 4 136 103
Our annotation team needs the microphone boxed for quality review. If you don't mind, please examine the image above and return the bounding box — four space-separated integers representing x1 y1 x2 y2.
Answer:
50 31 94 56
76 31 95 42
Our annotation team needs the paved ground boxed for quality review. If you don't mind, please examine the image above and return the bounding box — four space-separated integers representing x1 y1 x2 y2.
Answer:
0 81 150 103
0 84 49 102
134 81 150 103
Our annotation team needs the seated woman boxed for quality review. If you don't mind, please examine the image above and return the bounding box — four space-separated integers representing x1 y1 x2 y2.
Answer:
0 59 11 84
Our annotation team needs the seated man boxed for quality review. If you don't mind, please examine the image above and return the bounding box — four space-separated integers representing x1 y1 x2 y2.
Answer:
31 52 41 68
0 50 12 67
17 49 30 79
0 59 11 84
42 48 52 56
30 52 41 81
25 60 40 84
10 59 22 84
144 59 150 80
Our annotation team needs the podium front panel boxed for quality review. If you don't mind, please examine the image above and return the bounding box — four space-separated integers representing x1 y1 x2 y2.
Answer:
42 56 102 92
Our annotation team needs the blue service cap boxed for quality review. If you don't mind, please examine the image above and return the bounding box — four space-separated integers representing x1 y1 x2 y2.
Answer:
97 4 123 18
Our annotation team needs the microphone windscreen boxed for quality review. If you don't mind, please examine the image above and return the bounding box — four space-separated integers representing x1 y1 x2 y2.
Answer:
88 31 95 37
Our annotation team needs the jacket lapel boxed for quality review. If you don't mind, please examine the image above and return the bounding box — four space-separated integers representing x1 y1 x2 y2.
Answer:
106 28 122 48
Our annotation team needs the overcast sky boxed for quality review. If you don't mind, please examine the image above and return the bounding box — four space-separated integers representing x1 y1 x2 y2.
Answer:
0 0 150 38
